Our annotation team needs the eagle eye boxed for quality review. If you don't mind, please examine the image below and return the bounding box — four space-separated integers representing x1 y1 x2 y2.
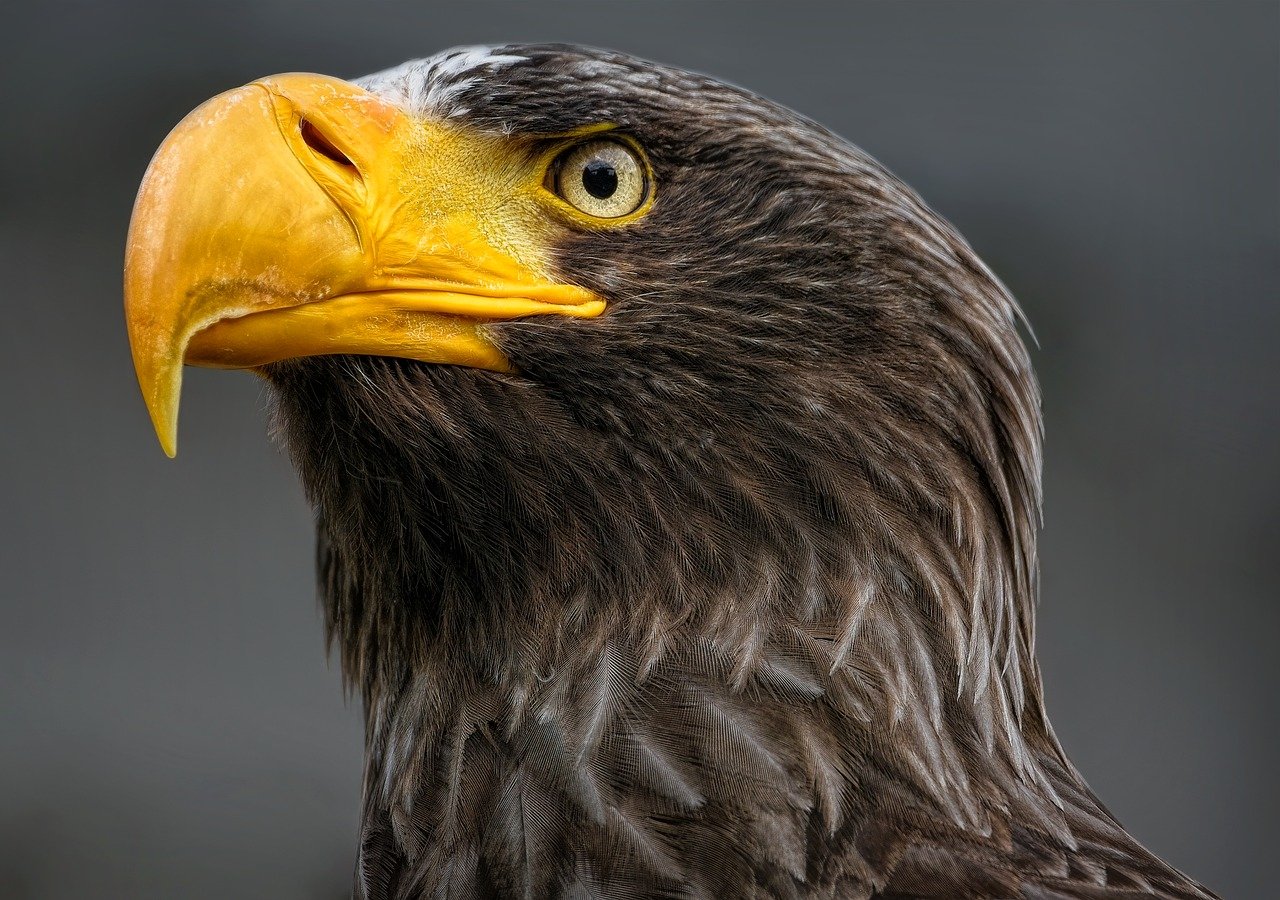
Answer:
551 138 648 219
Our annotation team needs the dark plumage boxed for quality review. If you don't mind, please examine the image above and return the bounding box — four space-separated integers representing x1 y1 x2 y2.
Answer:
164 44 1217 899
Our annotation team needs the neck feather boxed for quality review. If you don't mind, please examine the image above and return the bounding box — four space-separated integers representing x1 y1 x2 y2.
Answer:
267 352 1081 896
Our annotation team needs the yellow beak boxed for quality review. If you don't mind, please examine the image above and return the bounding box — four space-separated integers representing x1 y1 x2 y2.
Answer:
124 73 603 457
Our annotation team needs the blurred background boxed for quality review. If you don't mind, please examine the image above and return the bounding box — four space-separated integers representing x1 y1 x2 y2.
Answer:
1 2 1275 898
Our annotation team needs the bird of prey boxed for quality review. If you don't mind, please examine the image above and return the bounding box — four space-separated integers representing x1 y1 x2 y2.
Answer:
124 44 1217 900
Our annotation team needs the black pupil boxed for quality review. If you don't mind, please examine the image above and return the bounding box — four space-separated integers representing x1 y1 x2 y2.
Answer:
581 159 618 199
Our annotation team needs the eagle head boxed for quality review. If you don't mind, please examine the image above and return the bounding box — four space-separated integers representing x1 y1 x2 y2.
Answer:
124 44 1213 900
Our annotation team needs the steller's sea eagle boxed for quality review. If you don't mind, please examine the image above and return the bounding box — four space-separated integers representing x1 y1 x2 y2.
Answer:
124 44 1218 900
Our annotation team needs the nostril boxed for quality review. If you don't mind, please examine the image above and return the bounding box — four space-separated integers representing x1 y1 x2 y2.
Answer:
299 117 358 174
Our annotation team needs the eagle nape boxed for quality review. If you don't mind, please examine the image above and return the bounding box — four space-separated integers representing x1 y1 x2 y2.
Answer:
124 44 1218 900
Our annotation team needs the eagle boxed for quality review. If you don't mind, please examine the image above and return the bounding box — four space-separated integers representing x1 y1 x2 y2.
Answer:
123 44 1217 900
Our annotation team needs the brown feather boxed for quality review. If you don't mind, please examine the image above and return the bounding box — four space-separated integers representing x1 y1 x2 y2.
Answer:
265 44 1218 900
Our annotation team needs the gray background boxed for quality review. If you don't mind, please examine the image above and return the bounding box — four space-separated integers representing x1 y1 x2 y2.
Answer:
1 2 1275 898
